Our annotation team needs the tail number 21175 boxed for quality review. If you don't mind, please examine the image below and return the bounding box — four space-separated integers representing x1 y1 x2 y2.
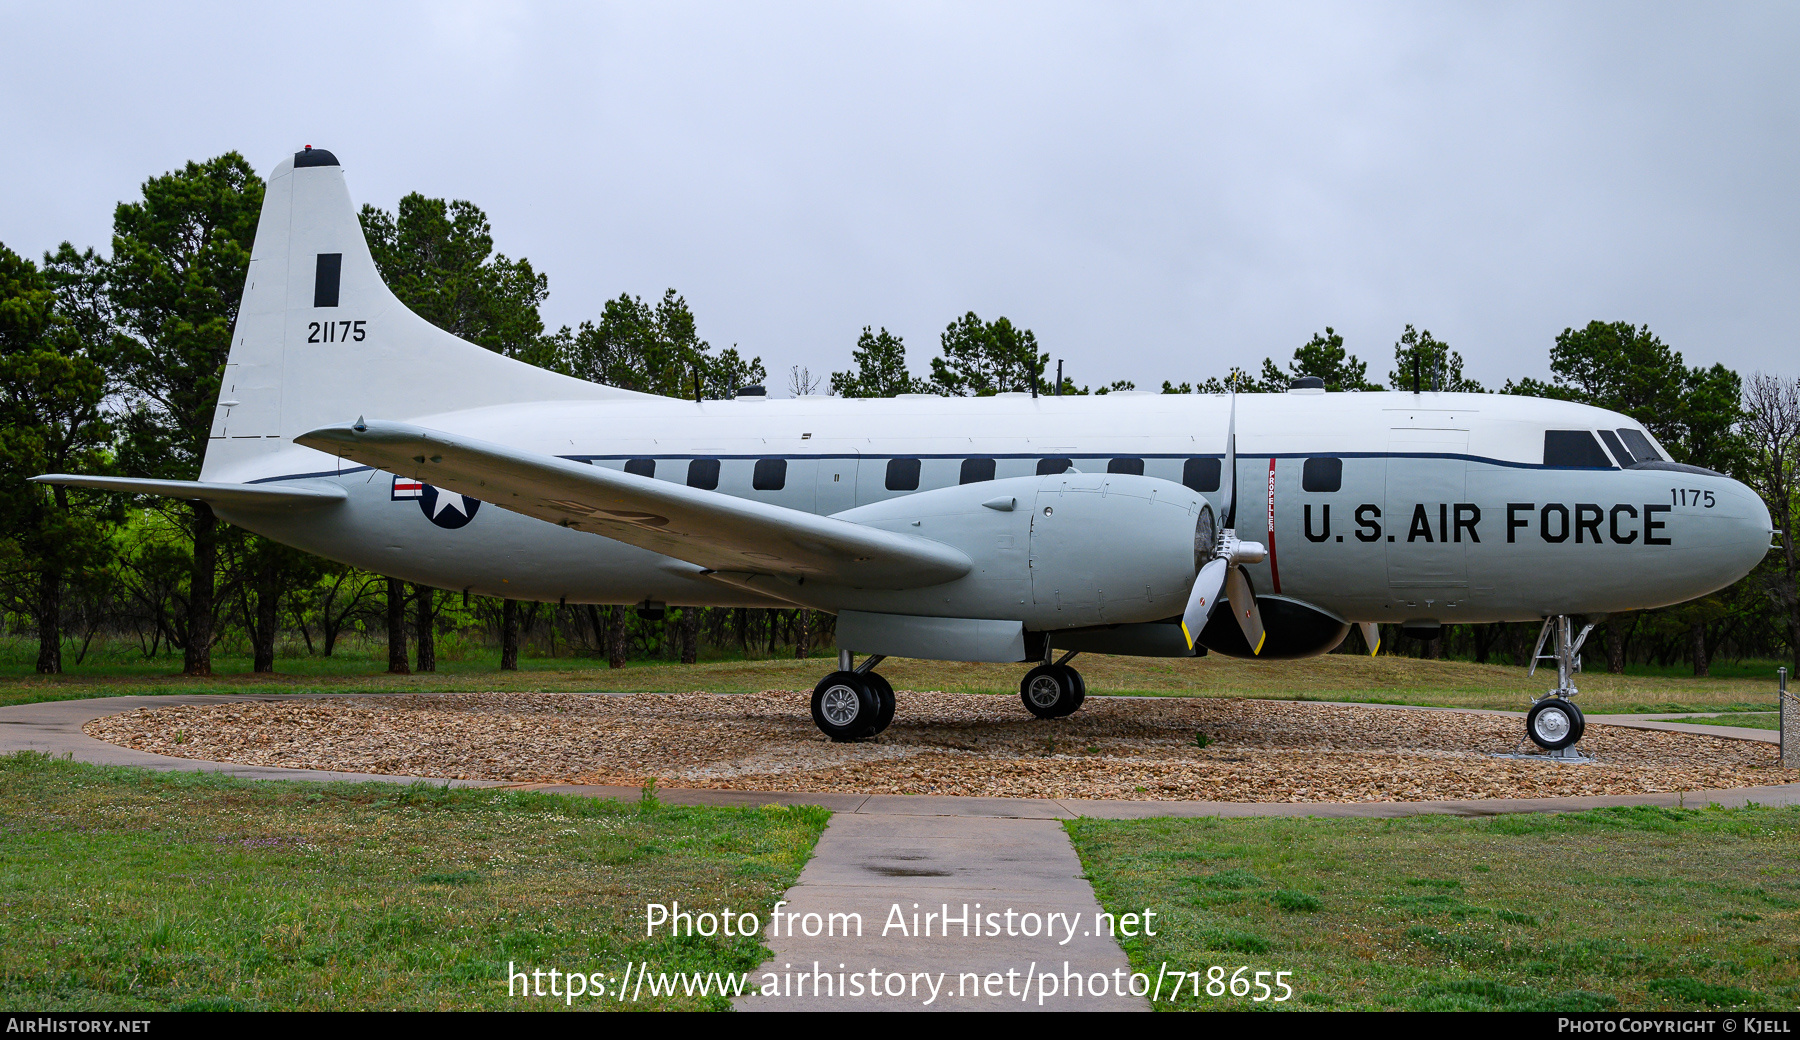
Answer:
308 320 366 343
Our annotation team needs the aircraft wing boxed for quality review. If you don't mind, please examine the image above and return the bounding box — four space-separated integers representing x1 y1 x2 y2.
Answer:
30 474 346 510
296 419 972 590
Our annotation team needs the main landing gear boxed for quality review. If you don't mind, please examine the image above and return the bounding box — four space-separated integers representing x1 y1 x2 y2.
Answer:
1525 615 1594 754
807 643 1092 740
811 651 896 742
1020 647 1086 720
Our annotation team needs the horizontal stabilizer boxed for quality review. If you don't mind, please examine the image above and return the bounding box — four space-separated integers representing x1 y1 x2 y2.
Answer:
295 420 972 590
31 474 347 509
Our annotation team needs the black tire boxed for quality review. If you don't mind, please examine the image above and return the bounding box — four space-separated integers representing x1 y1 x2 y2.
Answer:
1565 700 1586 744
866 672 897 734
1020 664 1078 719
812 672 879 742
1061 665 1087 713
1526 699 1582 751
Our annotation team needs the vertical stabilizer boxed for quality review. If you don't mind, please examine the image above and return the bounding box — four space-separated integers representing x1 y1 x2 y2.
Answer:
201 147 647 481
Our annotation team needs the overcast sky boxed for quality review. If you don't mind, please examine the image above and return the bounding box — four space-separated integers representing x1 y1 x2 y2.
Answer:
3 2 1795 394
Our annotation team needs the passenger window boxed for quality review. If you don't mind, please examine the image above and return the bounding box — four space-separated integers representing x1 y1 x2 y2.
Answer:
885 458 921 491
1543 430 1612 468
1037 458 1072 475
1594 430 1634 467
1183 457 1221 493
1618 428 1662 463
1301 457 1342 492
687 458 720 491
1107 458 1144 475
960 458 996 484
753 458 787 491
624 458 655 478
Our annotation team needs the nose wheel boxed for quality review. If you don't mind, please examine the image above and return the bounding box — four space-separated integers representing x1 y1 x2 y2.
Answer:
1526 698 1586 750
1524 615 1595 753
1020 660 1085 719
810 653 897 741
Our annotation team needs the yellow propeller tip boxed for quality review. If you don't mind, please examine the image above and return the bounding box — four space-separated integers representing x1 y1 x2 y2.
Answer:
1252 632 1266 655
1180 622 1193 649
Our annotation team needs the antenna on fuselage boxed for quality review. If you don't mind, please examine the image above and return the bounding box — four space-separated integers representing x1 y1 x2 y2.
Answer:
1055 359 1063 397
693 364 702 403
1412 356 1421 394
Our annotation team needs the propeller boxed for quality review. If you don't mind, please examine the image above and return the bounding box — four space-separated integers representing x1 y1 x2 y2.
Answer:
1180 394 1268 654
1359 621 1380 657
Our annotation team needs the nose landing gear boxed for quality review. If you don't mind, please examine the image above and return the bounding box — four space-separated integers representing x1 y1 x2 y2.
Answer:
810 652 896 742
1525 615 1594 756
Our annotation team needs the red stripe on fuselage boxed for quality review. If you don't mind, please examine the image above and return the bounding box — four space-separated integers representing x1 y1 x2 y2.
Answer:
1266 458 1281 594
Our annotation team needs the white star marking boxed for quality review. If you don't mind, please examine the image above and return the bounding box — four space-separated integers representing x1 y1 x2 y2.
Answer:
430 488 470 518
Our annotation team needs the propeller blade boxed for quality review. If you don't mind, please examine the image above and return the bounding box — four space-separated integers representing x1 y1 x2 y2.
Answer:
1359 621 1380 657
1225 565 1266 655
1221 393 1238 529
1180 557 1229 649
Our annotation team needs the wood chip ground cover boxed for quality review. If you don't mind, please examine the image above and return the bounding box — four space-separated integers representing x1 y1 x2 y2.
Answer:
85 692 1793 802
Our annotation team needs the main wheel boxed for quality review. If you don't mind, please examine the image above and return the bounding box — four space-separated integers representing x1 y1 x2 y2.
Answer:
1064 665 1086 711
812 672 879 741
1526 698 1583 751
865 672 897 734
1020 664 1080 719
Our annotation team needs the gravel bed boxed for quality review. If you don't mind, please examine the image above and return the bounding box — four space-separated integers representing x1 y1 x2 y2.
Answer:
83 691 1793 803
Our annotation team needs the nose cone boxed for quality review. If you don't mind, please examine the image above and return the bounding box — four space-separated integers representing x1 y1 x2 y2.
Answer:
1703 475 1775 592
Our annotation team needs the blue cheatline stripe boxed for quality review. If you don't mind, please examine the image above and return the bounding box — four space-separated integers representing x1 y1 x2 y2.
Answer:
245 450 1615 486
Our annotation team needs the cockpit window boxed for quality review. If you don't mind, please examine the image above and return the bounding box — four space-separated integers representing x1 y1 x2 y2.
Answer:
1543 430 1613 468
1594 429 1634 467
1618 428 1662 463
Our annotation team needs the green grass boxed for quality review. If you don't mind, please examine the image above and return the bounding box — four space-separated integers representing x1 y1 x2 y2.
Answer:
0 752 828 1010
1680 713 1782 731
1 639 1788 716
1066 806 1800 1011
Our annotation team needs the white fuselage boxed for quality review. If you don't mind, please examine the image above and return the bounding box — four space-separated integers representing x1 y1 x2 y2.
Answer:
218 388 1773 628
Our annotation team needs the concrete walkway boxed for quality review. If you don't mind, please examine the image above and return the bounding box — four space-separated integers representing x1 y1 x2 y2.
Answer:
734 814 1145 1011
1289 699 1781 744
1581 711 1779 743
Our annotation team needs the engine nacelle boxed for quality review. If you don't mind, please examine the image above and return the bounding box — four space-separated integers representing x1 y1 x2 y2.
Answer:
827 471 1210 630
1198 593 1350 660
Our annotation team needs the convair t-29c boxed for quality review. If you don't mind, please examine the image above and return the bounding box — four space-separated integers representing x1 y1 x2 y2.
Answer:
38 149 1775 753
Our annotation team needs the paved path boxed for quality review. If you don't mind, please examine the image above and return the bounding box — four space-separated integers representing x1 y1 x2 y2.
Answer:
1290 699 1781 744
734 814 1145 1011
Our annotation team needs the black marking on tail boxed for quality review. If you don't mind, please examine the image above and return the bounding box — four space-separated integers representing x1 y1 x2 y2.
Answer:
313 253 342 308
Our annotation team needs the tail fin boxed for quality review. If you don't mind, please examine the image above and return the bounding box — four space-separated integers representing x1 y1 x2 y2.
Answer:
201 147 648 481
